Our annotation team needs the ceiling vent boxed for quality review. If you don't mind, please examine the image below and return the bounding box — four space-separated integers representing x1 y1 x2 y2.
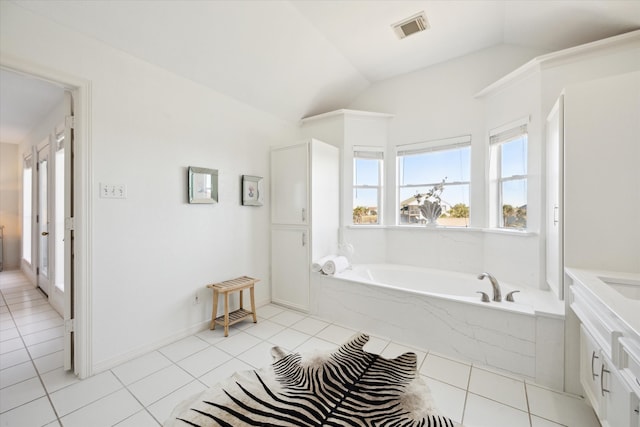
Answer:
392 11 430 39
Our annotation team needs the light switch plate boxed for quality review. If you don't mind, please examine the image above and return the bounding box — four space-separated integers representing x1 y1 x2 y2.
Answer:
100 183 127 199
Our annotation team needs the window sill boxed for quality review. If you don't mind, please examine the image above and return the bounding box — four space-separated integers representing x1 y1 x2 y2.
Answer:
482 227 537 237
346 224 538 236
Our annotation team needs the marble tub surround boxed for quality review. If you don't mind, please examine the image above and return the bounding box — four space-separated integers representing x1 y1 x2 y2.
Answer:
311 265 565 389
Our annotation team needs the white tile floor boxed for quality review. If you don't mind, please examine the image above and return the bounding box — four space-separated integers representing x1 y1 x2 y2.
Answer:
0 270 600 427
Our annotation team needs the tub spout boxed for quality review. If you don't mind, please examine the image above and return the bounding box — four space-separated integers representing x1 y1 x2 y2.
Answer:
477 272 502 302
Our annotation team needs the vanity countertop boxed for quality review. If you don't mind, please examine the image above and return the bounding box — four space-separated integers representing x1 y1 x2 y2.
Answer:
566 267 640 338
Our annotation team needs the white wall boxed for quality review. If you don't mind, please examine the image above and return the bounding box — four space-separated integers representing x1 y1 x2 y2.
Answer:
1 2 300 372
564 71 640 272
0 142 20 270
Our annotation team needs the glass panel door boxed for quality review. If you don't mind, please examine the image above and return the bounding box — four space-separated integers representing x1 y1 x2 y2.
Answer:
37 145 51 296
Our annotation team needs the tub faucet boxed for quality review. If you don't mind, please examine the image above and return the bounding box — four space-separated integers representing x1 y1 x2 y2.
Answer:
477 272 502 302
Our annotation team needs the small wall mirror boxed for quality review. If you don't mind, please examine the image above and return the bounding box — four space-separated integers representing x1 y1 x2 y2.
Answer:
188 166 218 204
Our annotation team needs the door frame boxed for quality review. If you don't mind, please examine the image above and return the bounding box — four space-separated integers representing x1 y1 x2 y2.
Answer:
1 54 94 379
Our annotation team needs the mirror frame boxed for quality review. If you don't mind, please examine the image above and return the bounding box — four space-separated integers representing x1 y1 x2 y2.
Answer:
242 175 263 206
188 166 218 204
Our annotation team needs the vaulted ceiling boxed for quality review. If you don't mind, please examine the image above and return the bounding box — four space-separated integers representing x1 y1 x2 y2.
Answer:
2 0 640 143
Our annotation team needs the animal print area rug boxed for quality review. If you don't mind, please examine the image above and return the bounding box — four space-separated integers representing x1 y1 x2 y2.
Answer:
165 333 456 427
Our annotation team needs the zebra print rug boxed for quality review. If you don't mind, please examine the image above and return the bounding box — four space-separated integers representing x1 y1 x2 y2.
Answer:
165 333 456 426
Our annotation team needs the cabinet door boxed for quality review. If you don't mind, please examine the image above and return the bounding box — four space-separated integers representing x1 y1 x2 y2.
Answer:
271 227 310 311
271 144 308 225
580 325 604 416
602 360 636 427
545 95 564 299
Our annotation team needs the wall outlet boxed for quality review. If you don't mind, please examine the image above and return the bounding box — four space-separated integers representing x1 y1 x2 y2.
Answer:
193 292 200 305
100 183 127 199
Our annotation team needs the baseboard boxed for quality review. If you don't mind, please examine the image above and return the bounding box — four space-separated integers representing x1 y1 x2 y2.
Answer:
92 320 211 375
91 298 274 375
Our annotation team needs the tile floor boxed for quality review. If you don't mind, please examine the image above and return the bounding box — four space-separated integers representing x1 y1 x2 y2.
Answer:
0 270 600 427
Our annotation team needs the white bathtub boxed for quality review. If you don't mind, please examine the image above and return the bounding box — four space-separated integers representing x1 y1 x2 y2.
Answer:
310 264 565 389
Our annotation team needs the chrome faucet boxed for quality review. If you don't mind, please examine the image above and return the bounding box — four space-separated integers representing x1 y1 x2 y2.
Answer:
477 272 502 302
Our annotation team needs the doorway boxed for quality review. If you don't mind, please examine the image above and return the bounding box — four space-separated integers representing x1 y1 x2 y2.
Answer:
1 65 85 375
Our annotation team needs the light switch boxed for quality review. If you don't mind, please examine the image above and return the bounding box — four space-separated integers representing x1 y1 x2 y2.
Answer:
100 183 127 199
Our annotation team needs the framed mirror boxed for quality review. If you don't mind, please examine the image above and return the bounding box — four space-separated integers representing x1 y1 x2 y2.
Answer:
242 175 263 206
188 166 218 204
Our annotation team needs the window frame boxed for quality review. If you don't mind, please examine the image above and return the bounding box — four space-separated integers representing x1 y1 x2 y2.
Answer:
396 135 471 226
22 155 33 265
352 147 384 225
489 119 529 229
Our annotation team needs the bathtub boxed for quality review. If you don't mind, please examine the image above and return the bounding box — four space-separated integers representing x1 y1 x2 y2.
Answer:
310 264 565 389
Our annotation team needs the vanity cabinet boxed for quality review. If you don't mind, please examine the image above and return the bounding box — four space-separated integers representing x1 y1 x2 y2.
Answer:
570 270 640 427
580 325 639 426
270 139 339 311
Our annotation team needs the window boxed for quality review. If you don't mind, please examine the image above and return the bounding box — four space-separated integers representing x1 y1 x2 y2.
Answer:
353 148 383 225
490 122 528 229
22 156 33 264
54 130 65 290
397 135 471 226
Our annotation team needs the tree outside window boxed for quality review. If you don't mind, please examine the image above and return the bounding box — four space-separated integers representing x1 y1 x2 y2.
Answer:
397 136 471 226
490 124 528 229
353 149 383 225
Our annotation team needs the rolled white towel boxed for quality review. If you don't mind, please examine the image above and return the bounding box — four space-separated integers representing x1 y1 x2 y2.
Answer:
312 255 336 272
322 256 350 275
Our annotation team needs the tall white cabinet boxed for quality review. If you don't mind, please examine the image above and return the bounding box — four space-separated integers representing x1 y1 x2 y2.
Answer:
270 139 339 311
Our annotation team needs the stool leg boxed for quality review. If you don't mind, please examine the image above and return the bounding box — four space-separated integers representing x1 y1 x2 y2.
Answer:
210 290 219 330
224 292 230 337
240 289 244 311
250 285 257 323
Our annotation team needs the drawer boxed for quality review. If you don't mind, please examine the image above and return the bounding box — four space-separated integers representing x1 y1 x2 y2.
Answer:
571 284 624 360
619 337 640 397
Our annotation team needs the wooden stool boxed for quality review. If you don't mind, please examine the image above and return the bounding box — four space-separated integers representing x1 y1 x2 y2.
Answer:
207 276 259 337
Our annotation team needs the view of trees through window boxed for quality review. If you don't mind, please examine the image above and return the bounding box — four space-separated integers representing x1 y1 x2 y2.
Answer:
496 135 528 229
398 144 470 226
352 133 527 229
353 155 381 224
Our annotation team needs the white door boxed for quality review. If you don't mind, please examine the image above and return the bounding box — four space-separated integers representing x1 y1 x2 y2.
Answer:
38 92 74 371
48 115 68 318
37 143 51 297
546 95 564 299
271 226 310 311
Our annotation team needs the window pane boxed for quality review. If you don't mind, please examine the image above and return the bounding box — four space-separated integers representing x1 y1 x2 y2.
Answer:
353 188 378 224
502 179 527 228
398 144 470 227
55 149 65 290
501 136 527 177
399 184 470 225
354 158 379 186
22 167 32 263
400 146 470 185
